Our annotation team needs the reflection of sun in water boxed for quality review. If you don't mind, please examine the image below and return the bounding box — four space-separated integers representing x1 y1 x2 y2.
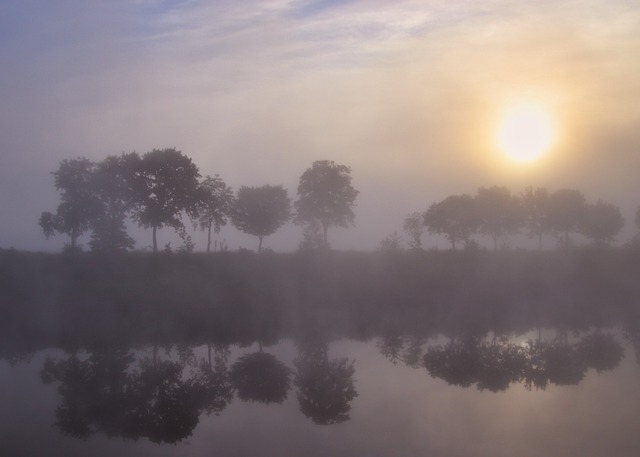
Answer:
496 102 554 163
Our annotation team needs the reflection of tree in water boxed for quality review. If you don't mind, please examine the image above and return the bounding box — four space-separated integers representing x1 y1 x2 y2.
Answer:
41 348 136 439
378 334 426 369
230 350 291 404
294 342 358 425
41 344 233 444
423 331 624 392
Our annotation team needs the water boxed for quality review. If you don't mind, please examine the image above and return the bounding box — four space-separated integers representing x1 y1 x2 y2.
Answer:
2 332 639 457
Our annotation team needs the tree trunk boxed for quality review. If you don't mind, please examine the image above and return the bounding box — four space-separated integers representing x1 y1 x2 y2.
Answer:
451 238 456 250
258 236 264 252
207 223 212 253
152 226 158 252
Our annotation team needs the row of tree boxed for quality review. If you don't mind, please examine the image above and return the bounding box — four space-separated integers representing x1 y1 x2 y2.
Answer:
403 186 633 250
39 149 358 252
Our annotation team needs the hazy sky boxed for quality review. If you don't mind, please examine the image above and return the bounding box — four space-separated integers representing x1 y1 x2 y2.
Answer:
1 0 639 251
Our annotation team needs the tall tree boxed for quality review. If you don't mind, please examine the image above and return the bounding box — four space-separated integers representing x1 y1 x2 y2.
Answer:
39 158 100 250
294 160 359 247
520 186 551 250
231 185 291 252
475 186 522 250
547 188 586 247
131 148 201 252
194 175 234 253
580 200 624 246
423 194 477 250
89 153 139 252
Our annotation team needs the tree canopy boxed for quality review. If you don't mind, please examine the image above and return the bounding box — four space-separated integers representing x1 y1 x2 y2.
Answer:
231 185 291 252
39 158 101 250
294 160 359 247
475 186 522 250
131 148 201 252
424 194 477 250
580 200 624 245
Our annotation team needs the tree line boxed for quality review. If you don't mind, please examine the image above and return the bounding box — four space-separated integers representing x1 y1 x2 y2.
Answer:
402 186 636 251
39 148 358 252
40 148 638 253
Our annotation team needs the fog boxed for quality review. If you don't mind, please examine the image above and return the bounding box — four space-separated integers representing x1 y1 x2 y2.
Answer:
1 0 639 251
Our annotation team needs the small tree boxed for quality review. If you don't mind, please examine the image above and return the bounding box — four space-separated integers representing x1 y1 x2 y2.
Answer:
424 194 477 250
580 200 624 246
231 185 291 252
294 160 359 248
475 186 522 250
195 175 234 253
39 158 101 250
131 148 201 252
403 212 424 250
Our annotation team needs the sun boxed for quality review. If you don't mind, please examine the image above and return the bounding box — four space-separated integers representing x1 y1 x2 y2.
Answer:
496 101 554 162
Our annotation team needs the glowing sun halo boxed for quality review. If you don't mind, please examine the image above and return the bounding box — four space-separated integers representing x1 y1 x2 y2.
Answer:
496 102 554 163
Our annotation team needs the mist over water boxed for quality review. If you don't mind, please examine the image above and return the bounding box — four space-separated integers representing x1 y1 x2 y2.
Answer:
2 248 640 456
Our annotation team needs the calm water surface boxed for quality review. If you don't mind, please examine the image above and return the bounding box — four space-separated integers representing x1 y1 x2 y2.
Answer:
2 335 639 457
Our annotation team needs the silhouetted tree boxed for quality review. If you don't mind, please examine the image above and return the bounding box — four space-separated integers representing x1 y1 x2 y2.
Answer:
423 194 477 250
39 158 101 250
230 351 291 404
423 337 481 387
131 148 201 252
521 186 551 250
543 340 587 386
294 343 357 425
476 339 525 392
231 185 291 252
403 212 424 250
128 356 204 443
89 153 139 252
294 160 359 247
475 186 522 250
577 332 624 373
580 200 624 246
547 189 586 247
40 350 137 439
194 175 234 253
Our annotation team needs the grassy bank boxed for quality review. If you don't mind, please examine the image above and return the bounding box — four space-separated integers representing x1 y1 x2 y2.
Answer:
1 248 639 356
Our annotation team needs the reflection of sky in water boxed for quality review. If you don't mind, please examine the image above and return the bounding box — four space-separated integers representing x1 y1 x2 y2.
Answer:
1 338 639 457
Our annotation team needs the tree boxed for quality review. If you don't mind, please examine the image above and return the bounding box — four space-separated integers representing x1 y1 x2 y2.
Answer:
231 185 291 252
293 343 357 425
89 153 139 252
423 194 477 250
520 186 551 250
580 200 624 246
39 158 101 250
547 189 586 247
403 212 424 250
194 175 234 253
230 351 291 404
294 160 359 247
131 148 201 252
475 186 522 250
